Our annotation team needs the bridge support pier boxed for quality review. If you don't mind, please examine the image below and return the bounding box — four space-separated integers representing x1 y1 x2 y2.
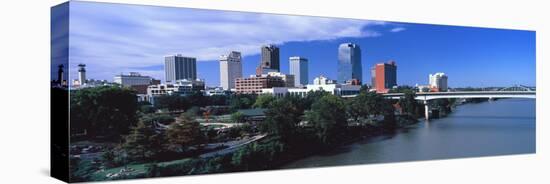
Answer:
424 100 429 121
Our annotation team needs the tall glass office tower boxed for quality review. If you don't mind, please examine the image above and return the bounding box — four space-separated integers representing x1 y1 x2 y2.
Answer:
164 54 197 83
289 56 308 86
256 44 280 75
261 44 280 71
337 43 362 84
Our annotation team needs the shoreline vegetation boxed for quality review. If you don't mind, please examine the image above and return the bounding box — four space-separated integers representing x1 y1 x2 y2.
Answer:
66 86 483 182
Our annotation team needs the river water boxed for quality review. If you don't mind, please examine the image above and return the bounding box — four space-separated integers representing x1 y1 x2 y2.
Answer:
282 98 536 168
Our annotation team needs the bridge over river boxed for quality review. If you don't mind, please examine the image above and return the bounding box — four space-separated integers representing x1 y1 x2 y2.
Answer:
343 91 536 120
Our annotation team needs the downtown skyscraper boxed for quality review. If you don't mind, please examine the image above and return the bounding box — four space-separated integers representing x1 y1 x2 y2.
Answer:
164 54 197 83
256 44 280 75
289 56 309 87
219 51 243 90
371 61 397 93
337 43 362 84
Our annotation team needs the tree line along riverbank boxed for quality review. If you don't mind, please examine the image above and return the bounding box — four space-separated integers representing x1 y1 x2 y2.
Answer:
67 86 457 182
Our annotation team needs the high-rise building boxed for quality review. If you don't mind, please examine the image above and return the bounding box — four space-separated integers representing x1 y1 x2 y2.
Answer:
256 44 280 75
219 51 243 90
429 72 448 92
371 61 397 93
165 54 197 83
337 43 362 84
78 63 87 85
289 56 308 87
57 64 64 84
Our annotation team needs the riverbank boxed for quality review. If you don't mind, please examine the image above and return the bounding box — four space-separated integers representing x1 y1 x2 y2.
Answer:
270 115 420 169
86 114 419 181
90 98 534 181
281 98 535 168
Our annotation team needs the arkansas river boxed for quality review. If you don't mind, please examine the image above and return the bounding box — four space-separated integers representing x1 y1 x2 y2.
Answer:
282 98 536 168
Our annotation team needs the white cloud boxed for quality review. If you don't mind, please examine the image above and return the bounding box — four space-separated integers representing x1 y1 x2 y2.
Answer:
67 2 389 82
390 27 406 33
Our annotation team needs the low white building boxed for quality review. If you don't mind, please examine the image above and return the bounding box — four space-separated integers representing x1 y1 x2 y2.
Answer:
262 87 308 97
205 87 227 96
261 76 360 97
307 83 361 96
71 79 112 89
113 72 153 87
416 84 432 92
313 75 337 85
429 72 448 91
147 79 205 104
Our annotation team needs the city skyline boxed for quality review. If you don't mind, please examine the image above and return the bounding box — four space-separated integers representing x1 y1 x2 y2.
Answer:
53 1 536 88
50 2 537 182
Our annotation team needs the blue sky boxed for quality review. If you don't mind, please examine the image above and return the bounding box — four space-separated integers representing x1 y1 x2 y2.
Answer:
52 1 535 87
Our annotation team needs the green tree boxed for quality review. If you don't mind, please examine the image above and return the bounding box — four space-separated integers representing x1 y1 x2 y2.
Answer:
121 121 165 162
263 98 301 141
282 95 308 114
184 106 201 118
153 95 190 111
166 114 204 151
400 90 419 118
70 86 138 139
231 145 253 170
347 92 387 122
230 140 284 171
139 105 156 114
140 113 175 125
230 112 246 123
253 94 276 108
380 100 398 129
434 98 452 113
347 92 370 122
305 95 348 145
187 91 207 107
101 149 117 168
207 95 227 106
303 90 330 109
229 94 256 110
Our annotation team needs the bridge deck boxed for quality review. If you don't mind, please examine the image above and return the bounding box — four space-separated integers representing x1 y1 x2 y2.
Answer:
342 91 536 100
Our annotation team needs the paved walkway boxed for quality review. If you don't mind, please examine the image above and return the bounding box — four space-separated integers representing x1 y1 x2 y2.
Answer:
200 134 267 158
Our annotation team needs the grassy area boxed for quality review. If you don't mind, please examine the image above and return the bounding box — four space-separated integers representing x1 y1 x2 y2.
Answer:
195 114 232 124
90 158 193 181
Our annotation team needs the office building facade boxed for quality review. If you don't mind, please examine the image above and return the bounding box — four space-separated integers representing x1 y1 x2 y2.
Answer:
261 76 360 97
289 56 308 87
337 43 362 84
371 61 397 93
165 54 197 83
235 74 286 94
113 72 153 87
429 72 448 91
256 44 280 75
219 51 243 90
